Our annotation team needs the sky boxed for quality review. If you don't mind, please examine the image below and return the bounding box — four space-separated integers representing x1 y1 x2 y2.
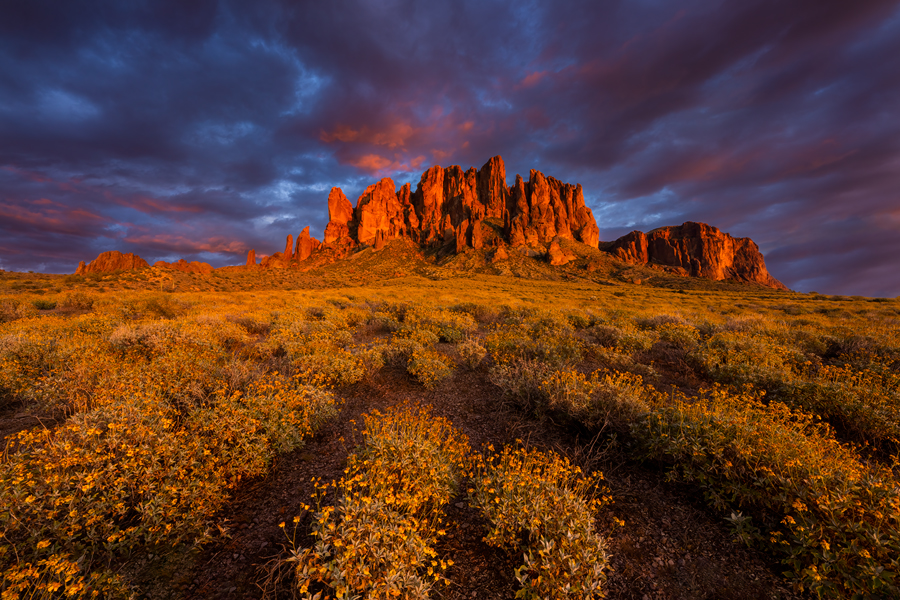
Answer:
1 0 899 296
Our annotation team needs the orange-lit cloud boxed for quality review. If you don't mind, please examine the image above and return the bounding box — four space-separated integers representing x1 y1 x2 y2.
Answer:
0 200 109 231
518 70 548 89
123 234 249 254
320 119 418 149
117 195 205 215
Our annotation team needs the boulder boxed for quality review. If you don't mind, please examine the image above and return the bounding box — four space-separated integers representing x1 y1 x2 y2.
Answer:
75 251 149 274
548 237 572 266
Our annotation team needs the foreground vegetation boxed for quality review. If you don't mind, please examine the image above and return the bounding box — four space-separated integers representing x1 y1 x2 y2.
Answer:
1 273 898 598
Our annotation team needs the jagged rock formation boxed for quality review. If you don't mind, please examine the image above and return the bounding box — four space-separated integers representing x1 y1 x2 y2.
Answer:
320 155 600 258
246 249 256 266
284 235 294 262
76 251 149 274
323 188 353 244
607 222 786 289
153 259 214 274
295 226 320 260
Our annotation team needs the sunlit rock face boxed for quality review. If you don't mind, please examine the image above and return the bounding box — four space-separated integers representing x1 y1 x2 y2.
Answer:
295 226 320 261
321 155 602 253
323 187 353 244
607 222 787 289
153 259 213 274
76 251 149 274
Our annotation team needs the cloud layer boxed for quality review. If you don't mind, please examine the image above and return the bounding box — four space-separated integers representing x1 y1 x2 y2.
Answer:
1 0 898 295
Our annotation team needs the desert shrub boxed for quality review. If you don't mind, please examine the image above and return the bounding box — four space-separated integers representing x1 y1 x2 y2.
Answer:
401 307 477 343
633 386 900 599
699 331 807 388
126 295 186 319
488 358 554 413
0 299 37 323
369 311 401 333
58 292 95 311
470 446 610 599
293 404 468 599
31 299 57 311
566 311 594 330
635 314 687 330
294 349 366 387
226 313 272 335
354 346 386 378
406 347 454 390
586 323 654 354
655 321 701 348
540 369 649 431
268 311 369 386
484 316 583 368
108 321 184 356
457 337 487 370
447 301 499 325
781 363 900 455
0 376 335 599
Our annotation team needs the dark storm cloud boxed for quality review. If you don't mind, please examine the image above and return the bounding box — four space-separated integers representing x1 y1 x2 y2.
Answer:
1 0 898 295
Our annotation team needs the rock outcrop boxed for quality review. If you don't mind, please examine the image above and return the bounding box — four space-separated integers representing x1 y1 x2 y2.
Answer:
547 237 576 266
295 226 320 261
246 249 256 266
319 155 601 256
153 259 214 274
284 235 294 262
76 251 149 274
323 188 354 244
607 222 786 289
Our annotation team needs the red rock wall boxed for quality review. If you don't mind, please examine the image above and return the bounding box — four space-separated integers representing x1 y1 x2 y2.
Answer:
607 222 786 289
75 251 149 274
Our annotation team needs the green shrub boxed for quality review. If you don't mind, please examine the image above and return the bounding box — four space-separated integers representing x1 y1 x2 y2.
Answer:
31 299 57 311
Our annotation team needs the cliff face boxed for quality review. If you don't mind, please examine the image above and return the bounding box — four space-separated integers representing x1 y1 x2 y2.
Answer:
322 155 601 254
76 251 149 274
607 222 786 289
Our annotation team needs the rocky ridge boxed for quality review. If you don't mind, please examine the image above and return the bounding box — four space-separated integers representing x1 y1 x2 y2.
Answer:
71 156 785 290
75 251 149 275
606 222 787 290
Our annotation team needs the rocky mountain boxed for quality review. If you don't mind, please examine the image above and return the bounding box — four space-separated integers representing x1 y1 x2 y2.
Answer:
71 156 785 290
606 222 786 290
